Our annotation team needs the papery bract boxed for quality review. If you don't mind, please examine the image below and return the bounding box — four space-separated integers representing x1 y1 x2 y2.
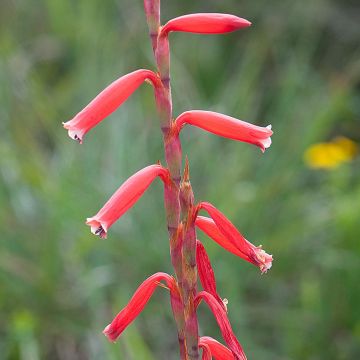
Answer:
195 291 247 360
199 337 234 360
86 164 170 239
196 240 226 312
161 13 251 35
197 203 273 273
63 69 160 143
103 272 179 342
175 110 272 152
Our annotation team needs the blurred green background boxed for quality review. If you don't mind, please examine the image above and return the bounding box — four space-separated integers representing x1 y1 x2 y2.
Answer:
1 0 359 359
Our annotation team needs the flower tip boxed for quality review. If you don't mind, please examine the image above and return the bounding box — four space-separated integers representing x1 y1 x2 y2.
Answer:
241 18 252 27
255 248 273 273
103 324 116 342
63 122 84 144
86 218 108 239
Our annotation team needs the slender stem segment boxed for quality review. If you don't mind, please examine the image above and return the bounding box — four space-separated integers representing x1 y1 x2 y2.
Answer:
144 2 200 359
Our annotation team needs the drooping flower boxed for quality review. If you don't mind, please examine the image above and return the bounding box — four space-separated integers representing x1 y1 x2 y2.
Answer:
161 13 251 35
199 337 234 360
196 240 226 312
174 110 272 152
103 272 179 342
63 69 160 143
195 291 247 360
196 202 273 273
86 164 170 239
196 216 250 261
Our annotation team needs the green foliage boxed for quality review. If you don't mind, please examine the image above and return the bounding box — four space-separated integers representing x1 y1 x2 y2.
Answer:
0 0 359 359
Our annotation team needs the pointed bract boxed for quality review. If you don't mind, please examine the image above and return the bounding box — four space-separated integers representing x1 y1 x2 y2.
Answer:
175 110 272 152
195 291 247 360
86 165 170 238
161 13 251 35
199 337 234 360
63 69 160 143
103 272 178 342
197 203 273 273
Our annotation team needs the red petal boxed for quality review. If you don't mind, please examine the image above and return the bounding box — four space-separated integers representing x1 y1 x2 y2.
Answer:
196 216 251 262
63 69 160 143
197 203 272 273
161 13 251 35
175 110 272 152
103 272 177 342
195 291 247 360
196 240 226 312
86 164 170 238
200 342 212 360
199 337 234 360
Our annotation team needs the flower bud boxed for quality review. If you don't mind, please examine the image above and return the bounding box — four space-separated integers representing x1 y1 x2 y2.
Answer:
161 13 251 35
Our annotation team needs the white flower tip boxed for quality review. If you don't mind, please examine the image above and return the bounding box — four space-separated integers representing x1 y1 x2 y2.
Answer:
266 124 272 130
68 129 83 144
86 218 108 239
260 137 272 153
62 122 84 144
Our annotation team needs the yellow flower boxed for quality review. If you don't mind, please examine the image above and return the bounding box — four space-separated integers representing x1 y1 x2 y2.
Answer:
304 137 358 169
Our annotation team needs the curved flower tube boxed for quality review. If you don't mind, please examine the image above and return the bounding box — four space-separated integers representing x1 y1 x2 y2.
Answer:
174 110 272 152
63 69 160 143
199 337 234 360
86 164 170 238
161 13 251 35
196 216 251 262
195 291 247 360
103 272 179 342
196 240 226 312
196 202 273 273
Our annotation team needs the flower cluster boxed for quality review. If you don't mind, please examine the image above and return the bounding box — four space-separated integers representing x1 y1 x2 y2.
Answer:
64 3 273 359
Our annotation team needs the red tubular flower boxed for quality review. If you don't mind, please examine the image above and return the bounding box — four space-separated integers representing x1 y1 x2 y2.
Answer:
86 164 170 239
197 202 273 273
63 69 160 143
161 13 251 35
196 216 251 262
103 272 179 342
195 291 247 360
199 337 234 360
196 240 226 312
174 110 272 152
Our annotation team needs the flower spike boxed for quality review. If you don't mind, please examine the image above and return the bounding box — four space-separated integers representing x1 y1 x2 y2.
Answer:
197 202 273 273
199 337 234 360
103 272 179 342
161 13 251 36
196 240 226 312
195 291 247 360
63 69 160 143
175 110 272 152
86 164 170 239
